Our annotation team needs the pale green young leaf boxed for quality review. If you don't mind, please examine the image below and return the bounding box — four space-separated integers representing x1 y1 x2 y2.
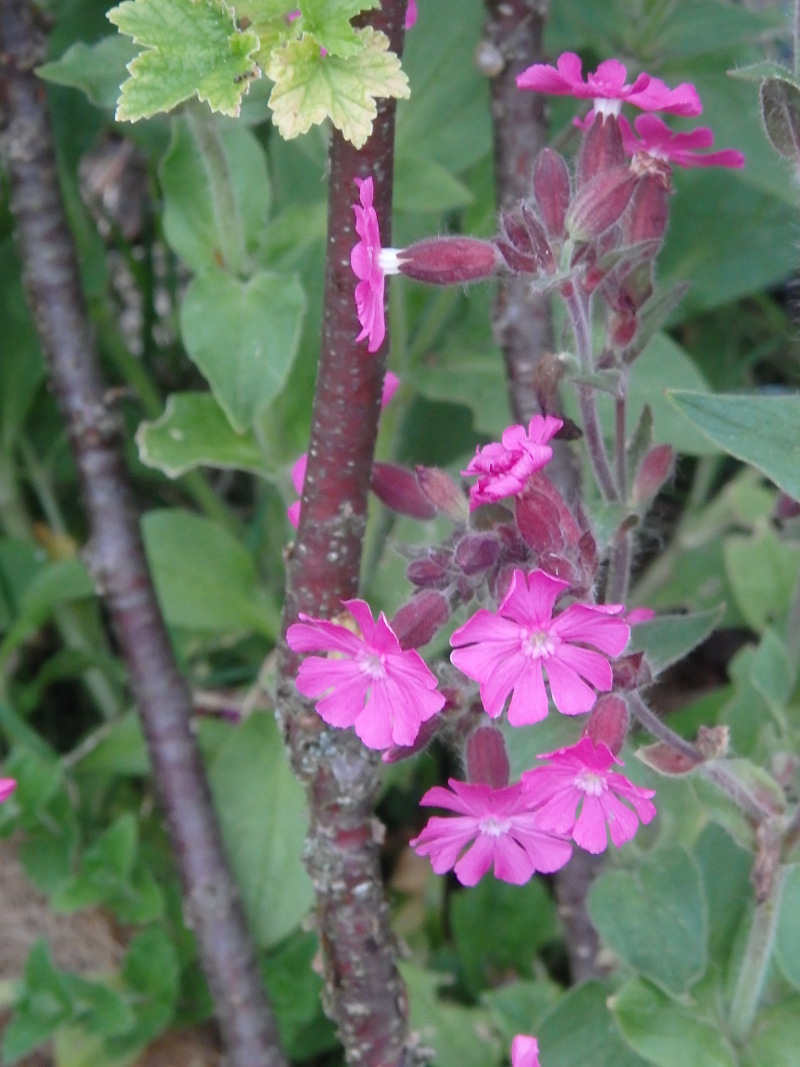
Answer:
299 0 378 59
268 27 409 147
108 0 260 121
136 393 270 478
36 36 138 109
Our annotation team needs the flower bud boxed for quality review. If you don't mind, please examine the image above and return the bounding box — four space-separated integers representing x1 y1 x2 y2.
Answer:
382 714 443 763
497 206 556 275
371 462 438 519
566 167 639 242
416 466 469 521
465 725 510 788
398 237 502 285
584 694 629 755
454 533 501 575
632 444 674 505
533 148 571 237
391 590 451 649
623 173 670 246
637 740 699 776
576 113 626 187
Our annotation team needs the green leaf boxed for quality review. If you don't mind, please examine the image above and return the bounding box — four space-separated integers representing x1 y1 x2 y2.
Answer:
298 0 378 59
536 981 649 1067
742 997 800 1067
110 928 180 1052
587 846 707 996
693 824 752 971
142 509 279 637
268 27 409 148
137 393 270 478
450 878 559 995
723 528 800 632
775 865 800 992
209 715 314 947
482 980 562 1046
36 36 139 108
2 942 73 1063
160 115 271 273
180 267 306 433
261 931 337 1060
400 964 502 1067
749 628 794 711
0 242 45 447
668 391 800 498
627 605 724 676
611 978 736 1067
394 155 474 213
62 975 134 1038
76 712 150 777
730 61 800 86
108 0 260 121
761 77 800 164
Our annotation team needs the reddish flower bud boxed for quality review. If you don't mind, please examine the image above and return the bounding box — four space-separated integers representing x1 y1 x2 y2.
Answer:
632 444 674 505
576 113 626 187
638 741 699 776
398 237 502 285
454 533 501 575
776 493 800 521
515 490 566 556
371 462 438 519
465 725 510 788
391 590 451 649
612 651 652 690
623 173 670 246
382 714 443 763
566 167 639 242
533 148 571 237
584 694 629 755
416 465 469 521
407 549 451 588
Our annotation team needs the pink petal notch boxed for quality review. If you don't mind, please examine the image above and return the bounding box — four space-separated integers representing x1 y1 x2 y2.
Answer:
450 569 631 726
410 778 572 886
619 114 745 170
286 599 445 750
522 736 656 853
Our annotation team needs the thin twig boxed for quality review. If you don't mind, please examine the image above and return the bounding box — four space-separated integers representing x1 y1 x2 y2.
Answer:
0 5 287 1065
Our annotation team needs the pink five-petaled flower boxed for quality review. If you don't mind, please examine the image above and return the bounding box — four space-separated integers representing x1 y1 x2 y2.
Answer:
517 52 701 120
450 569 630 726
511 1036 541 1067
286 599 445 750
287 371 399 528
462 414 563 510
351 176 403 353
0 778 16 803
619 114 745 169
522 736 656 853
410 778 572 886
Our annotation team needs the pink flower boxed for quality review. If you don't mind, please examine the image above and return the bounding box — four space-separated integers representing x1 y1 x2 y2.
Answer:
405 0 417 29
517 52 701 119
523 736 656 853
410 778 572 886
286 599 445 749
450 569 630 726
619 114 745 169
351 177 402 353
626 606 655 625
0 779 16 803
288 372 400 528
462 415 563 510
512 1036 541 1067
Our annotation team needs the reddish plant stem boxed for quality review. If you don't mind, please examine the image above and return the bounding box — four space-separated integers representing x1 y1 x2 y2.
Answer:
0 5 286 1066
276 5 418 1067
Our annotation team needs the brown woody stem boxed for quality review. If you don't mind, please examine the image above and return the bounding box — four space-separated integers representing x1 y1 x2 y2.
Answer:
0 4 286 1065
276 4 419 1066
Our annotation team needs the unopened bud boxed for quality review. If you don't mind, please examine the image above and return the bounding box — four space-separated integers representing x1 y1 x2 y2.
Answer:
497 207 556 275
576 113 626 187
416 465 469 521
566 167 639 242
391 590 451 649
465 725 510 788
632 444 674 505
454 533 501 575
398 237 502 285
584 695 629 755
776 493 800 521
382 714 442 763
637 740 699 776
371 462 437 519
407 551 450 589
515 490 565 556
533 148 571 237
623 174 670 246
613 651 652 690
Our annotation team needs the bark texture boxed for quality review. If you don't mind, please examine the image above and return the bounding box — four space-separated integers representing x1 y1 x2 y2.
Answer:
0 4 286 1063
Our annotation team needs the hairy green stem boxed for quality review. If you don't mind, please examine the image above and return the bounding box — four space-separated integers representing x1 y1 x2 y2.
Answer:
728 864 785 1044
